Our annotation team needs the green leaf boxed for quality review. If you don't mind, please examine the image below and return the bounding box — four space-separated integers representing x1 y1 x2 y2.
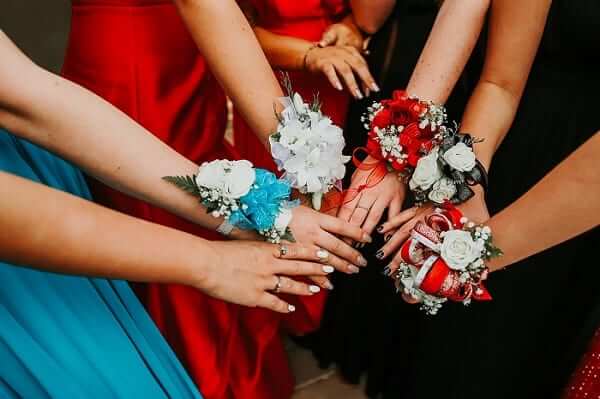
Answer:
163 175 201 196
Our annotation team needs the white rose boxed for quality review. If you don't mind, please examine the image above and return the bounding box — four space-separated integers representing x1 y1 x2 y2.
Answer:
409 150 443 191
440 230 483 271
428 177 457 204
274 208 293 233
292 92 310 114
222 160 256 199
196 160 227 190
442 142 476 172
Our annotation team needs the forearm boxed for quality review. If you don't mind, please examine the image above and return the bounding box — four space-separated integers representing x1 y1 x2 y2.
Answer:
0 172 215 285
174 0 283 143
254 27 314 71
487 132 600 271
350 0 396 34
406 0 489 104
0 39 223 232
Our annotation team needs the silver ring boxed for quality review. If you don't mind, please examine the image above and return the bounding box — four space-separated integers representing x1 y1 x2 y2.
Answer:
273 276 282 293
279 244 288 257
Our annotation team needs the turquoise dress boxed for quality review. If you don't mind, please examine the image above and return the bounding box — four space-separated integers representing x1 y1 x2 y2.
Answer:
0 129 203 399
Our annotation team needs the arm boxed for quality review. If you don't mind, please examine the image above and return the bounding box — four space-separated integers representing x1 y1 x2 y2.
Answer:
487 132 600 271
459 0 551 170
0 172 330 312
350 0 396 34
406 0 490 104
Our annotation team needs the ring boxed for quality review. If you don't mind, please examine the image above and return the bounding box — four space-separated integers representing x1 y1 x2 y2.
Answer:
273 276 282 293
278 244 288 257
316 248 330 262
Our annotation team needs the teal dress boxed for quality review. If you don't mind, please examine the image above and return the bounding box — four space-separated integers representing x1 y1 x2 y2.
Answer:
0 129 203 399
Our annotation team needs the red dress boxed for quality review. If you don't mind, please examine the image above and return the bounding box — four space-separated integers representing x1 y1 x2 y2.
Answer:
234 0 351 333
564 328 600 399
62 1 297 397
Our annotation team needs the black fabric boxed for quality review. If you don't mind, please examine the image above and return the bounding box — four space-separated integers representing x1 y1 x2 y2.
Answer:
302 1 600 398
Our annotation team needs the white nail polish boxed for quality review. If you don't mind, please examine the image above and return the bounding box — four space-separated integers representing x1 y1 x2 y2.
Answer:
323 265 335 273
325 281 334 290
316 249 329 261
288 305 296 312
309 285 321 293
348 265 360 274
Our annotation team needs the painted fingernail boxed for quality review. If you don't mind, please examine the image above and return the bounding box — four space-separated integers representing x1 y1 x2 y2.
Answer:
377 225 384 233
324 281 334 290
355 89 364 99
371 83 380 92
309 285 321 293
375 250 385 260
382 265 391 276
348 265 360 274
323 265 335 273
385 234 392 242
357 256 368 266
288 305 296 312
363 233 373 243
336 82 343 91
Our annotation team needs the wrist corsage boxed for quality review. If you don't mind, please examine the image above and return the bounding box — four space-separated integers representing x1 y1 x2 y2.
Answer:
388 203 502 315
362 90 487 205
269 75 350 210
164 160 298 243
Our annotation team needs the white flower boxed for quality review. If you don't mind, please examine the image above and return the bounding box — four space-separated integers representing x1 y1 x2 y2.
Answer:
222 160 255 199
440 230 484 271
428 177 457 203
274 208 293 233
292 92 310 115
442 142 476 172
409 149 443 191
196 160 227 190
196 160 255 199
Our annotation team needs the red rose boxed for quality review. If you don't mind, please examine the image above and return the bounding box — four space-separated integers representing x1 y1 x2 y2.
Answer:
407 151 421 167
403 122 421 139
371 108 393 128
391 159 406 172
366 137 383 159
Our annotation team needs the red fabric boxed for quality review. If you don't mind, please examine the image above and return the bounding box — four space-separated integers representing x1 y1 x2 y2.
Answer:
62 2 296 398
564 328 600 399
233 0 350 333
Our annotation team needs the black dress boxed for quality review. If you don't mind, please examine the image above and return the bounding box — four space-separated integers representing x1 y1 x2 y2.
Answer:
307 1 599 398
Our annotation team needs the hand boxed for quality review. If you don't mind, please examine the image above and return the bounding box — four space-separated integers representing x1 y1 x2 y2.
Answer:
304 45 379 99
377 188 490 271
337 159 406 243
289 205 371 276
319 19 365 51
198 240 335 313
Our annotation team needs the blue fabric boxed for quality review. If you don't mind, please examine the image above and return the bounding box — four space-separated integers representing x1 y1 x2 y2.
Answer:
0 130 202 399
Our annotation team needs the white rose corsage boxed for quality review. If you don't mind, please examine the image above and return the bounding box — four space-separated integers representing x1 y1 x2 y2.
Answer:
385 203 502 315
164 160 298 243
269 75 350 210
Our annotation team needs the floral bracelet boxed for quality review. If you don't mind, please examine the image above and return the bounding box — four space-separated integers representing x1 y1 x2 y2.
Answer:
164 159 297 243
387 203 502 315
362 90 487 206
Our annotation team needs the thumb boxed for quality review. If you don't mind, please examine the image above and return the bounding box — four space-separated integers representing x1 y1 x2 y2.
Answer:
319 28 337 47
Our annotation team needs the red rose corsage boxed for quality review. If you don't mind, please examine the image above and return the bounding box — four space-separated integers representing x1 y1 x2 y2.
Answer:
389 203 502 315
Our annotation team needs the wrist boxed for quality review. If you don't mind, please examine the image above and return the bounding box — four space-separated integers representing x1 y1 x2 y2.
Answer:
301 44 318 71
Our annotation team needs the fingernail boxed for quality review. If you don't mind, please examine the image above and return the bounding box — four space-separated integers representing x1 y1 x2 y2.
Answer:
377 225 384 233
288 305 296 312
382 265 391 276
365 88 371 98
357 256 368 266
324 281 334 290
336 83 343 91
385 234 392 242
309 285 321 293
363 233 373 243
355 89 364 99
323 265 335 273
375 250 385 260
316 249 329 261
348 265 360 274
371 83 380 92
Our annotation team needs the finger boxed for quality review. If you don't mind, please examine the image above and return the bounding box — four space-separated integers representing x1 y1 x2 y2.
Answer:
274 259 333 276
258 293 296 313
309 275 334 290
334 60 362 99
378 216 420 260
274 243 332 263
326 252 362 275
322 63 343 91
267 275 320 296
387 195 404 220
319 30 337 47
345 47 379 92
361 197 388 236
316 230 367 268
319 213 371 243
384 250 404 276
349 205 369 230
379 207 419 234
